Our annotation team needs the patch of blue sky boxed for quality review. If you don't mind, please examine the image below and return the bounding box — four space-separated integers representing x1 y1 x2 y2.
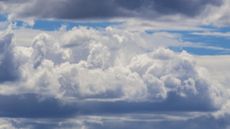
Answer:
176 32 230 55
0 13 7 22
146 25 230 55
181 33 230 48
13 20 30 28
200 24 230 33
170 46 230 55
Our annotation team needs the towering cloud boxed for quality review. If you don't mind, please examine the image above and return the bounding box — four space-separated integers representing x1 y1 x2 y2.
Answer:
0 27 225 118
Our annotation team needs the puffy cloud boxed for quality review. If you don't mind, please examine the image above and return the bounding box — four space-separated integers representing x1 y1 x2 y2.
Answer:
0 0 228 126
0 26 228 129
0 26 225 119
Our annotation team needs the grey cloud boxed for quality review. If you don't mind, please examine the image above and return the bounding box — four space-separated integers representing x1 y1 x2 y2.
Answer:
74 114 230 129
2 112 230 129
114 0 222 16
0 33 19 82
0 94 76 118
1 0 223 19
82 114 230 129
0 92 216 118
0 0 27 2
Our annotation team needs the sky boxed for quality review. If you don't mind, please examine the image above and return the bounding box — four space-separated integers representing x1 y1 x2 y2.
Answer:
0 0 230 129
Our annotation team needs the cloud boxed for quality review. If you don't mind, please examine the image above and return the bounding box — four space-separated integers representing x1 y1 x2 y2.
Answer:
0 1 228 127
0 0 223 20
59 112 230 129
202 0 230 26
0 27 226 120
195 55 230 90
1 111 230 129
0 93 77 118
0 32 20 82
0 119 16 129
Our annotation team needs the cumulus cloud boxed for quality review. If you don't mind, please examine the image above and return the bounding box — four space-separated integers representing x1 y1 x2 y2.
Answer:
0 0 223 19
0 1 228 128
0 26 225 120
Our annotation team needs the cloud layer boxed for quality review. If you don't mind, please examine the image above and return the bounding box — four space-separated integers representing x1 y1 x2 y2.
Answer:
1 110 230 129
0 0 223 19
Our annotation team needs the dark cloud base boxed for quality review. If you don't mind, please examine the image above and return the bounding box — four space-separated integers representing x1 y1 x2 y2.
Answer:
0 93 216 118
0 0 223 19
2 112 230 129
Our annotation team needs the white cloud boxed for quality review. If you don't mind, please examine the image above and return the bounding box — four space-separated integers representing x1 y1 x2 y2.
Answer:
195 55 230 91
0 118 29 129
0 27 225 112
201 0 230 26
0 25 228 129
0 119 16 129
